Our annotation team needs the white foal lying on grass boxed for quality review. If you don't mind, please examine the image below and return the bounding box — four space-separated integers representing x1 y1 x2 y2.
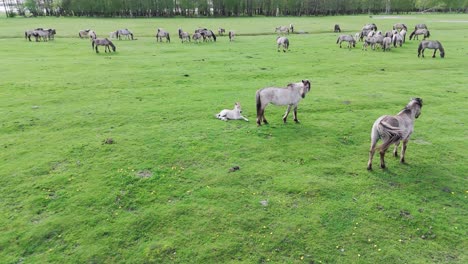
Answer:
215 102 249 121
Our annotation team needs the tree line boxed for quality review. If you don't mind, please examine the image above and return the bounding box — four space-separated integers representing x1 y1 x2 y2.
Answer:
3 0 468 18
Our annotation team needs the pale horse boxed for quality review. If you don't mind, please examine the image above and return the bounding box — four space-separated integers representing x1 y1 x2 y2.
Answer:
215 102 248 121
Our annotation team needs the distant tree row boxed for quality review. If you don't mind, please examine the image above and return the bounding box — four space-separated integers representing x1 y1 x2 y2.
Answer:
3 0 468 17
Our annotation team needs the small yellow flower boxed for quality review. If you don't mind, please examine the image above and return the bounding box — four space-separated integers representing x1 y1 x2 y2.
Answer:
300 256 304 260
358 254 361 257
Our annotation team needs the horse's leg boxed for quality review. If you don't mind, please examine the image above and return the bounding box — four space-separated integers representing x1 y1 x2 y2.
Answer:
379 140 393 169
95 46 99 53
367 131 379 170
393 141 400 157
400 139 409 163
432 49 437 58
282 105 292 123
293 105 299 123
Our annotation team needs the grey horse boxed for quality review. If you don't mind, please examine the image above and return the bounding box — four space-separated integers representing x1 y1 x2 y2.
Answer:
367 98 423 170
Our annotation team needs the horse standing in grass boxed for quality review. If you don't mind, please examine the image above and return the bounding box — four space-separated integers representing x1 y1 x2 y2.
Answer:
229 31 235 42
367 98 423 170
334 24 341 32
276 36 289 52
156 28 170 43
336 35 356 49
192 32 202 43
116 29 133 40
275 26 290 35
215 102 248 122
418 40 445 58
178 28 190 43
409 29 430 40
256 80 311 126
92 38 116 53
393 23 407 31
79 29 90 38
218 28 225 36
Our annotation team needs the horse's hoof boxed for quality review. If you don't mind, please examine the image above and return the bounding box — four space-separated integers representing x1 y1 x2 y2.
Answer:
380 164 386 169
367 166 372 171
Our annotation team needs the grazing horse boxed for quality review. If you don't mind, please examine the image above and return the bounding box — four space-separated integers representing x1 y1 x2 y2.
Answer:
215 102 248 122
393 23 407 31
418 40 445 58
334 24 341 33
218 28 225 36
228 30 235 42
399 29 407 43
289 24 294 33
336 35 356 49
409 29 430 40
192 32 203 43
25 29 53 42
276 36 289 52
382 37 392 52
414 24 428 30
91 38 116 53
116 29 133 40
367 98 423 170
156 28 171 43
392 33 403 47
178 28 191 43
275 26 290 35
79 29 90 38
200 29 216 42
256 80 311 126
363 35 383 51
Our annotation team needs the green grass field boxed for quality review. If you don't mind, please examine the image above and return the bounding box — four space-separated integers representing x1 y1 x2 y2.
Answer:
0 14 467 263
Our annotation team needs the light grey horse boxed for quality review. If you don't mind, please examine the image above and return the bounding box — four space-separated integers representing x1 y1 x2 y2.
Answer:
192 32 202 43
392 33 403 47
362 35 383 51
88 30 97 40
367 98 423 170
418 40 445 58
336 35 356 49
409 29 430 40
276 36 289 52
393 23 407 31
92 38 116 53
156 28 170 42
382 37 392 52
215 102 248 122
116 29 133 40
228 30 235 42
256 80 311 126
178 28 190 43
275 25 290 35
79 29 90 38
414 24 428 30
200 29 216 42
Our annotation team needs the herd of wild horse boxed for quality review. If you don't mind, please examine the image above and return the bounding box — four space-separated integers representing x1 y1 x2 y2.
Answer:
335 22 444 58
25 22 445 58
24 22 433 170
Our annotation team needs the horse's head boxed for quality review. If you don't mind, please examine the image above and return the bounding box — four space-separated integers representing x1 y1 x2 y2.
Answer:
301 80 311 98
410 98 423 118
440 50 445 58
234 102 242 113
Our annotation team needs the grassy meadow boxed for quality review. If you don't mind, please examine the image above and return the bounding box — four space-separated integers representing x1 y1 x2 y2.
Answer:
0 14 467 263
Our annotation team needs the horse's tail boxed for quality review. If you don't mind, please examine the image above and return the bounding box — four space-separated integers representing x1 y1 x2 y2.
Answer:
336 36 340 44
409 31 414 40
256 90 262 117
284 39 289 49
25 31 27 39
417 42 423 57
211 30 216 42
130 33 134 40
91 39 95 50
167 33 170 42
426 30 430 38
